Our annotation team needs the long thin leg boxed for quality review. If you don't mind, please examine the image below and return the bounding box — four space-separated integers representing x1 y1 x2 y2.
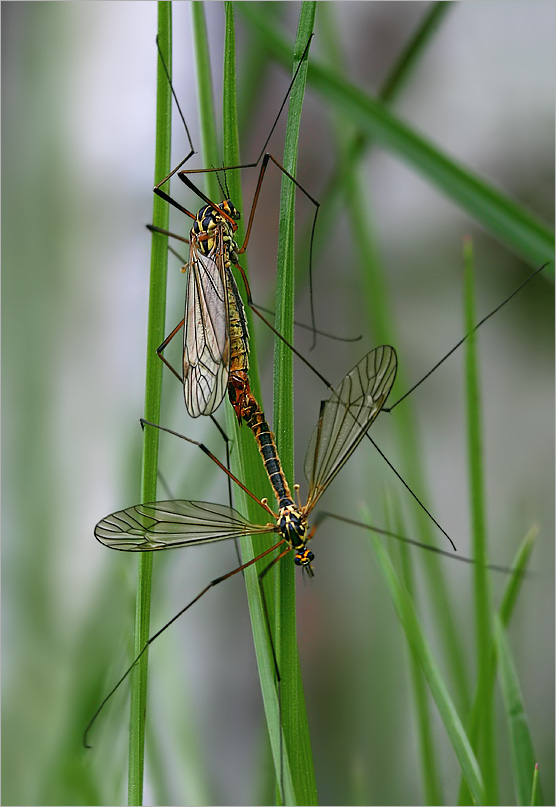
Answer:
165 36 315 185
83 537 287 747
153 36 195 189
153 36 313 192
235 152 319 348
140 418 276 518
313 511 526 576
367 437 456 551
383 262 549 412
156 318 185 385
147 223 189 246
256 545 294 801
209 413 242 568
146 412 242 567
154 222 360 343
151 33 321 343
177 153 321 343
153 185 197 222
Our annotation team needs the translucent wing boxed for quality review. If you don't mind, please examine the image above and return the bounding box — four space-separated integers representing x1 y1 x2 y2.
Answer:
95 500 276 551
183 235 230 417
303 346 397 512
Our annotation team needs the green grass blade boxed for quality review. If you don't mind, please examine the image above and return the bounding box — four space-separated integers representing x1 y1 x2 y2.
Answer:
128 3 172 804
499 527 539 625
365 507 485 805
272 4 318 805
463 239 497 802
458 526 539 804
220 5 317 803
320 0 471 728
379 2 453 103
238 5 554 267
221 4 290 801
191 2 220 201
494 615 544 805
385 495 443 805
530 763 540 806
292 3 455 306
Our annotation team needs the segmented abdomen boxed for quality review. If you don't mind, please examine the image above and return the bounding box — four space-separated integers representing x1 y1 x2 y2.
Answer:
242 398 293 508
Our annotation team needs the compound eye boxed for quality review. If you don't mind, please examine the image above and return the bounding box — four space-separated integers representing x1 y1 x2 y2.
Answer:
294 555 302 566
227 201 240 221
307 551 315 563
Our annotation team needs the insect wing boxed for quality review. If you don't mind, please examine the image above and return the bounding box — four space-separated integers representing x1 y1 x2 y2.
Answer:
303 346 397 512
94 500 275 551
183 236 230 417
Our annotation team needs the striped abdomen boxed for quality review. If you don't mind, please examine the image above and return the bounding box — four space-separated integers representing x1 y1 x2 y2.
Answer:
242 394 293 509
228 373 293 510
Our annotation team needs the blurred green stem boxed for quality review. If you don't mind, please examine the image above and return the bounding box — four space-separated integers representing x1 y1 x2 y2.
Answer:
463 239 497 804
128 3 172 804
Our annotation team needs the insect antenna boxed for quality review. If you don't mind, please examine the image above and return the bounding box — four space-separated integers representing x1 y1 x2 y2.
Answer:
223 170 231 202
216 168 227 201
154 33 322 345
154 35 195 185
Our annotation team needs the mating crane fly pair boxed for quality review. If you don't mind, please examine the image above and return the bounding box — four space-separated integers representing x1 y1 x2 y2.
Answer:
89 27 548 749
96 35 440 579
94 21 548 604
100 129 401 575
96 176 545 582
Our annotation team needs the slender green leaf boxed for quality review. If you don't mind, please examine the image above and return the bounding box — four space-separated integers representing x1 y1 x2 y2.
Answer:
499 527 539 625
191 2 220 202
319 0 471 734
272 4 318 805
221 4 292 802
530 763 540 807
494 615 544 806
128 3 172 804
220 5 317 804
458 526 539 804
384 493 443 805
463 239 497 802
379 2 453 103
365 508 485 805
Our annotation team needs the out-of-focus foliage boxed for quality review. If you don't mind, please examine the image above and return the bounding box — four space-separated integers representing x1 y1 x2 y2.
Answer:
2 3 553 804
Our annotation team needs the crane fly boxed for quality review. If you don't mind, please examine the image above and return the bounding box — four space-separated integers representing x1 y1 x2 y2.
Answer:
151 32 334 421
86 318 534 750
157 197 249 418
85 263 548 756
152 192 358 421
